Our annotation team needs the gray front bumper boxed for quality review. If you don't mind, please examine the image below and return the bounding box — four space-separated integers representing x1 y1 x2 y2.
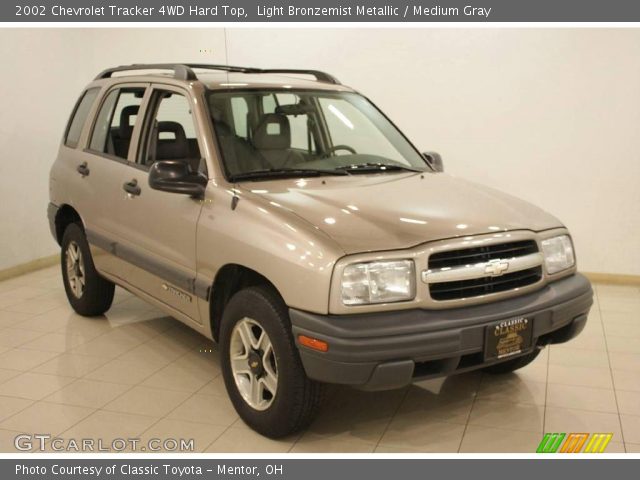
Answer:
290 273 593 390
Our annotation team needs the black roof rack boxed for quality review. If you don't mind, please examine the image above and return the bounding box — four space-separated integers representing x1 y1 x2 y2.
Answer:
95 64 198 81
95 63 340 85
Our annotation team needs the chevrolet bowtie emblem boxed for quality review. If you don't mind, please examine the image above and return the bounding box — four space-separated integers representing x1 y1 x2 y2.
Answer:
485 259 509 276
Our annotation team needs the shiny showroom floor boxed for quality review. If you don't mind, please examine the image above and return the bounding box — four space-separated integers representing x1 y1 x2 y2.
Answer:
0 265 639 453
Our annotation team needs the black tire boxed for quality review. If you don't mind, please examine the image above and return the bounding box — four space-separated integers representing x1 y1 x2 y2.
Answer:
482 349 541 374
220 285 326 438
60 223 115 316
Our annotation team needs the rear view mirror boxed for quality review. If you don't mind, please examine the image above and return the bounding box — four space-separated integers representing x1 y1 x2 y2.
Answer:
423 152 444 172
148 160 207 198
275 103 314 116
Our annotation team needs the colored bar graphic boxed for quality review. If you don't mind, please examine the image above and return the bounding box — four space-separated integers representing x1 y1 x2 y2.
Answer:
537 433 566 453
560 433 589 453
584 433 613 453
537 433 613 453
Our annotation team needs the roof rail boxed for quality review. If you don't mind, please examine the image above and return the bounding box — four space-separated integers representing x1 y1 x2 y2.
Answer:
95 63 340 85
257 69 340 85
95 64 198 81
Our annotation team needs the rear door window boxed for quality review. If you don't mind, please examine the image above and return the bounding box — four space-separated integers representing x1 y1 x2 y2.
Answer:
89 87 145 160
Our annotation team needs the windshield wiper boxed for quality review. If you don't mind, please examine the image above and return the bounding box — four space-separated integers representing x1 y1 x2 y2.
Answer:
230 168 349 182
335 162 424 173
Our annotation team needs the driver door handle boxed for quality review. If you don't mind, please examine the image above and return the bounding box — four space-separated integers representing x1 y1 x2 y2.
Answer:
76 162 90 177
123 179 141 196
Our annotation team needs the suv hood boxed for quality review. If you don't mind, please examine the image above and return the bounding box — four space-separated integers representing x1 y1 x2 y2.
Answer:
240 172 563 254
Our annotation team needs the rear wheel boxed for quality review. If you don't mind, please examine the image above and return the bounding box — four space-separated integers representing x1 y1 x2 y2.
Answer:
220 285 325 438
61 223 115 316
482 349 541 374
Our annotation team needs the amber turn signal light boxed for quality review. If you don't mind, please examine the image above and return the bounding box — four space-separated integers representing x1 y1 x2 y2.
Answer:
298 335 329 352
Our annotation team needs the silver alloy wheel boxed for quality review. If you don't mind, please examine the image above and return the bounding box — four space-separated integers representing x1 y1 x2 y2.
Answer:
229 317 278 411
65 241 85 298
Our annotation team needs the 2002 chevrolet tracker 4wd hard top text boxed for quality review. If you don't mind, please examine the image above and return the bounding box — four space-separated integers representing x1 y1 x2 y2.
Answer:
48 64 593 438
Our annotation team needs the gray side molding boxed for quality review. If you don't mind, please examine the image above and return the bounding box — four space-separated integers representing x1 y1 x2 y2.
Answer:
86 228 208 300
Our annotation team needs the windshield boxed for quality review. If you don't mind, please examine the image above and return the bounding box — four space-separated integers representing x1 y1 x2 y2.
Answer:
207 90 428 180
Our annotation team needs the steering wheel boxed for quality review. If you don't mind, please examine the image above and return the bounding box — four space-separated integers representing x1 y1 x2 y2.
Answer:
328 145 357 155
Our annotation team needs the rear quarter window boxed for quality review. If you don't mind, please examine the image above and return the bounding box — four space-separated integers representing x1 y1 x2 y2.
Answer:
65 88 100 148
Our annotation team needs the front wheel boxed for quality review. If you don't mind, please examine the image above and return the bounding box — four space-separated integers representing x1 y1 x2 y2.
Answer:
61 223 115 316
220 286 325 438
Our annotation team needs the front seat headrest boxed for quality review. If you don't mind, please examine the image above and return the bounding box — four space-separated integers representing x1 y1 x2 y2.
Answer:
253 114 291 150
119 105 139 140
155 121 189 160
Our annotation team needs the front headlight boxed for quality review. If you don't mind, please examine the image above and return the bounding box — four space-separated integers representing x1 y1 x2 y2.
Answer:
541 235 575 274
341 260 415 305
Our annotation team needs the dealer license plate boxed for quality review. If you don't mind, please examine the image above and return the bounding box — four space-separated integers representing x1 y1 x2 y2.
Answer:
484 317 533 360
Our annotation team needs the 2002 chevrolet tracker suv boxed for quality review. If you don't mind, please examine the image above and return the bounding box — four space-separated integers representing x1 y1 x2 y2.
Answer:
49 63 593 438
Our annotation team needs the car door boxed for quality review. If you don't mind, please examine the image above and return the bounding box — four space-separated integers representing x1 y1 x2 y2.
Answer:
114 84 206 322
79 83 149 281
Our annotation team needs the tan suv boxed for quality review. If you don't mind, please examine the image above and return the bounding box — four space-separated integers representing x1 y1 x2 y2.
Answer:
49 64 593 437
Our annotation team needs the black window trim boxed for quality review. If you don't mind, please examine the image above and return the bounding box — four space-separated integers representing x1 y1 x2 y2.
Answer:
64 87 100 149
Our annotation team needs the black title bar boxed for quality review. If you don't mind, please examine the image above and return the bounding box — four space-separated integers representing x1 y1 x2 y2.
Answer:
5 458 638 480
5 0 640 22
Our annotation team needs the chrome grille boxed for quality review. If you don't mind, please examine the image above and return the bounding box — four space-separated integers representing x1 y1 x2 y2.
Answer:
425 240 543 301
429 266 543 300
428 240 538 269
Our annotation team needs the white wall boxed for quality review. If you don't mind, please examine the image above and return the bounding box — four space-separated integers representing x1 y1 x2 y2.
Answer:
0 28 228 271
1 28 638 275
0 29 94 270
226 28 640 276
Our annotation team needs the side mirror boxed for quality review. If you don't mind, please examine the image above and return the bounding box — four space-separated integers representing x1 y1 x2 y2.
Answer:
423 151 444 172
148 160 207 198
